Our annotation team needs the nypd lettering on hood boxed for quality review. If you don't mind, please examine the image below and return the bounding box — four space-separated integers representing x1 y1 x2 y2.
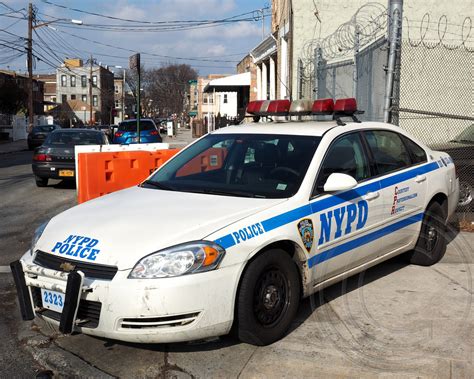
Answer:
51 235 101 261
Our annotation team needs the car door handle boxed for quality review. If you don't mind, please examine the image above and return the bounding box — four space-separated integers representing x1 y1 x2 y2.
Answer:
363 191 379 201
415 175 427 183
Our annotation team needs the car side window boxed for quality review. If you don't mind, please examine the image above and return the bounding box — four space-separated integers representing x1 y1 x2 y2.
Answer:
364 130 412 175
401 135 427 164
315 133 370 193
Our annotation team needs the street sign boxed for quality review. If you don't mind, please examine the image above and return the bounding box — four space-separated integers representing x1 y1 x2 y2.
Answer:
129 53 140 70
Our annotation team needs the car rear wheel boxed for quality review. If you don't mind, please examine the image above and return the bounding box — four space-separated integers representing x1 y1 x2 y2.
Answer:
35 176 48 187
235 249 300 346
408 202 447 266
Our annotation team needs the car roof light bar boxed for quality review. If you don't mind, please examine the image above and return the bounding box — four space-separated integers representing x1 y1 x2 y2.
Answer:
289 100 312 115
333 98 364 125
266 100 291 116
311 98 334 115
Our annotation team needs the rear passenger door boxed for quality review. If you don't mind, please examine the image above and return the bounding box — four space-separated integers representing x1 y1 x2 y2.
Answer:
309 132 383 283
362 130 427 255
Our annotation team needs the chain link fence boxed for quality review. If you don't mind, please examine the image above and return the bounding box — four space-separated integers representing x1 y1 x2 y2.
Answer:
393 41 474 212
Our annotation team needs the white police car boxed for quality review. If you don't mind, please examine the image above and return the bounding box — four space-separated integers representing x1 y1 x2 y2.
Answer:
11 98 459 346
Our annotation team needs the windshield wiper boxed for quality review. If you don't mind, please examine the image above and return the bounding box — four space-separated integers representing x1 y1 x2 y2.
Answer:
141 180 174 191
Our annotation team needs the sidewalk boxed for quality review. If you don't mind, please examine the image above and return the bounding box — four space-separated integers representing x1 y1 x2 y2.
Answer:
0 139 28 155
163 127 198 148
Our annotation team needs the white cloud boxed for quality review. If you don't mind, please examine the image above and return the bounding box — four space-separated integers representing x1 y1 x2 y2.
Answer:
2 0 268 75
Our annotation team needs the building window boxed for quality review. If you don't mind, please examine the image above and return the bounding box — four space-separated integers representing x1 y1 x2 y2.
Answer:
81 94 87 103
70 76 76 87
81 75 87 87
115 99 120 108
92 95 98 106
92 75 97 87
223 94 228 104
114 85 119 94
209 95 213 104
71 94 76 100
61 75 67 87
52 97 56 102
203 95 208 104
61 94 67 103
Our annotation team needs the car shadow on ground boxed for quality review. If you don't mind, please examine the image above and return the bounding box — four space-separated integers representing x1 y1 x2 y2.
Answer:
51 180 76 190
87 256 412 354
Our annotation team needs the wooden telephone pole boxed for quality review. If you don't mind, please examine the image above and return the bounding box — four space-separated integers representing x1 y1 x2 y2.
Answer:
27 3 34 132
89 55 93 125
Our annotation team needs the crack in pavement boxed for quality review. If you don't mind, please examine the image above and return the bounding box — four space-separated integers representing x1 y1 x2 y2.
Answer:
160 345 196 379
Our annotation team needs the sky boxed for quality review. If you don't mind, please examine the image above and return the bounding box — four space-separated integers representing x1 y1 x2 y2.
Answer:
0 0 271 76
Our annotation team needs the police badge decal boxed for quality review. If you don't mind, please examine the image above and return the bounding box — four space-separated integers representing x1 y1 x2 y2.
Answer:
298 219 314 253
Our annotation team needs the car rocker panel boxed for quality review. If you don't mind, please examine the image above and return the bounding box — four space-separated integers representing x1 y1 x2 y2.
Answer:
13 99 460 345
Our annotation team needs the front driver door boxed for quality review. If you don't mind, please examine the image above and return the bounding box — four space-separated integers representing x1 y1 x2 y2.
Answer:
309 132 384 284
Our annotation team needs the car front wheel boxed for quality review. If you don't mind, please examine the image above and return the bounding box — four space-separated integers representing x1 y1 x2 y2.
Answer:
408 202 447 266
235 249 300 346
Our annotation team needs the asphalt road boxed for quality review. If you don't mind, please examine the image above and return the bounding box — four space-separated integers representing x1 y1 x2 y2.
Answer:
0 148 472 378
0 151 77 265
0 150 77 377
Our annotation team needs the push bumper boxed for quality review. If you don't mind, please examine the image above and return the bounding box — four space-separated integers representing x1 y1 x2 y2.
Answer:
12 253 242 343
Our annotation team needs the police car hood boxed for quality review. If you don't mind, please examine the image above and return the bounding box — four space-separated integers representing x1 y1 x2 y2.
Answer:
36 186 286 269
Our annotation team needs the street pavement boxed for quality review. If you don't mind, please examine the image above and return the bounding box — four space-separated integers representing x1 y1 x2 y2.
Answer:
0 129 472 378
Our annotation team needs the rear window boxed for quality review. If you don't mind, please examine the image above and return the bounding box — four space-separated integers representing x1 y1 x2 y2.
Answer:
33 125 56 133
45 131 103 146
118 120 156 132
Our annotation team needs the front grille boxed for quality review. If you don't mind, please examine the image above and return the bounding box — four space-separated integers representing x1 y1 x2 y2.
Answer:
121 312 200 329
31 287 101 328
34 251 118 280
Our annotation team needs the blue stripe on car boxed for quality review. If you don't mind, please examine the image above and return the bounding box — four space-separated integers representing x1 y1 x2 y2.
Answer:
214 161 439 250
307 212 424 268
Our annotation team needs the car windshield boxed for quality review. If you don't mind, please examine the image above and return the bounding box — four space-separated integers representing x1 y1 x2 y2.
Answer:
118 120 156 132
45 131 103 146
144 133 321 199
452 124 474 144
33 125 56 133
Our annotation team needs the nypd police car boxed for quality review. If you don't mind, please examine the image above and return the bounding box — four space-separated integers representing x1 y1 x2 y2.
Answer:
11 98 459 346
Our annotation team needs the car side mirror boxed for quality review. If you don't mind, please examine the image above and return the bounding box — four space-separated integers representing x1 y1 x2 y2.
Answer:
323 173 358 192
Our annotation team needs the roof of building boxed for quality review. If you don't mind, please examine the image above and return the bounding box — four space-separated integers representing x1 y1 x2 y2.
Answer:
203 72 251 93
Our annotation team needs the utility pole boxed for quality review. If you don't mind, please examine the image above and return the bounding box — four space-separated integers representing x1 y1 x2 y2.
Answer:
89 55 93 125
27 3 34 132
122 69 125 122
136 55 141 143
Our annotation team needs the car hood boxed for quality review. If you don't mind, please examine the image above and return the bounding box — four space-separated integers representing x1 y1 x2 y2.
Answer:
35 186 286 269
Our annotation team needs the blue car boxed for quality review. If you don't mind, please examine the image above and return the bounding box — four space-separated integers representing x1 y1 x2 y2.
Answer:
113 119 163 144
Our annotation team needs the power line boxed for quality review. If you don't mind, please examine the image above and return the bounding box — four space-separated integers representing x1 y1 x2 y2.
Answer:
54 28 241 63
40 0 267 26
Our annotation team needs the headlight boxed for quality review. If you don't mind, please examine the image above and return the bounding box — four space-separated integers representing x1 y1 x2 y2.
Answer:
31 221 49 255
129 241 225 279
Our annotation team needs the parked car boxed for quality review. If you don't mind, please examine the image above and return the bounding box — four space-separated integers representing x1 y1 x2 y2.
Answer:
95 125 113 142
32 128 108 187
13 98 459 346
432 124 473 211
27 124 61 150
113 119 163 144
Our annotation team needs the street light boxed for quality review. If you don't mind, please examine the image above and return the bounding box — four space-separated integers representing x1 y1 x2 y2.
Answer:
26 2 83 131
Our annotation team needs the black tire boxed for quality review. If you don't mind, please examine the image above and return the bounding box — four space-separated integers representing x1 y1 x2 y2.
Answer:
235 249 300 346
408 202 447 266
35 176 48 187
